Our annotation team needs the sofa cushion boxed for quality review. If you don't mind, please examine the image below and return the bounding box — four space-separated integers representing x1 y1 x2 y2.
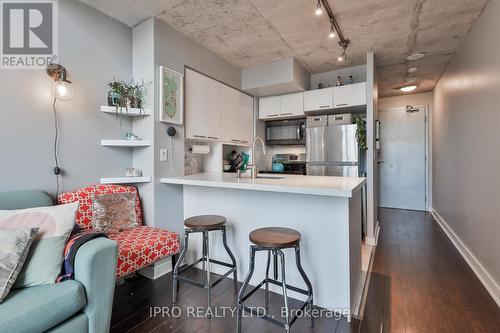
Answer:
108 226 180 278
0 280 86 333
58 185 143 229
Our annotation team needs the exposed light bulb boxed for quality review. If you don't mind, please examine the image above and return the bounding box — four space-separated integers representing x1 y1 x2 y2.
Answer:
400 85 417 92
329 25 336 39
315 0 322 15
51 80 74 101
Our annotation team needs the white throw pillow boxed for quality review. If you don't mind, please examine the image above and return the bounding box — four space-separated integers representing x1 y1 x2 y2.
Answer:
0 202 78 288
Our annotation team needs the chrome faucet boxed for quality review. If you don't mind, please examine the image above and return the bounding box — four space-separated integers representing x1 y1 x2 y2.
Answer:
247 136 266 179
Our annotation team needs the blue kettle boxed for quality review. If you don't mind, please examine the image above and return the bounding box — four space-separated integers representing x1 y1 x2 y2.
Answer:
272 160 285 172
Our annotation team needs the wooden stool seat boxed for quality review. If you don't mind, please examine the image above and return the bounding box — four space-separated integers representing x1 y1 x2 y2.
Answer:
249 227 301 248
184 215 226 230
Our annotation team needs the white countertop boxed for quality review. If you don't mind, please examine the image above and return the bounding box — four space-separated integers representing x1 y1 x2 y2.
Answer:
160 172 366 197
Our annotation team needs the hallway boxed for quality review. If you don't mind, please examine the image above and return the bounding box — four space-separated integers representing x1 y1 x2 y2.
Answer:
360 209 500 332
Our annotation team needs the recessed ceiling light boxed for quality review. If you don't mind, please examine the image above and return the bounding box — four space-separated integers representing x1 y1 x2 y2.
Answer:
406 52 425 61
400 85 417 92
408 67 418 73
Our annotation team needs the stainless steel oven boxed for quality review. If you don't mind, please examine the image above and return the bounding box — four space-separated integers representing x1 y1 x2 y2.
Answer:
265 118 306 146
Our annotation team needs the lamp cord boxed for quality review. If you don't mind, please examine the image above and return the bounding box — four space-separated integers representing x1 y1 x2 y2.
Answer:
52 98 60 197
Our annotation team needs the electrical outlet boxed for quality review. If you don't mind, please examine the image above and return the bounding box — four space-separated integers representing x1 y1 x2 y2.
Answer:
160 149 168 162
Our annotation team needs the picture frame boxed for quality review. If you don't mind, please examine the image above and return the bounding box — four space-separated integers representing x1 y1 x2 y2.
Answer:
159 66 183 125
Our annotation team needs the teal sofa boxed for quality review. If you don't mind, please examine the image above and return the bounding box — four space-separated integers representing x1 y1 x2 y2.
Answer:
0 190 118 333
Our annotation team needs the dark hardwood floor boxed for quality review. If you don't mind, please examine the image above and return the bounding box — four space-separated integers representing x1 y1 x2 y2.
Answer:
111 208 500 332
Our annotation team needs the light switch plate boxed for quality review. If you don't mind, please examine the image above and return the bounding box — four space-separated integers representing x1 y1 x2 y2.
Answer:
160 149 168 162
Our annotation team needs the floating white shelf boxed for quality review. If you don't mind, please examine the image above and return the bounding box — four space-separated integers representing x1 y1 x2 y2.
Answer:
100 176 151 184
100 105 151 116
100 139 151 147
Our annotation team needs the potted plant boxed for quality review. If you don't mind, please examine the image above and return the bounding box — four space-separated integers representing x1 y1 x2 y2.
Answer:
354 115 368 151
107 79 128 108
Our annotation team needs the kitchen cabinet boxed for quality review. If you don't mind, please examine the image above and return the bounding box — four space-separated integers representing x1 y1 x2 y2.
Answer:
259 96 281 119
259 92 304 120
333 82 367 108
239 93 254 144
186 68 221 140
303 87 334 112
280 92 304 117
221 85 240 143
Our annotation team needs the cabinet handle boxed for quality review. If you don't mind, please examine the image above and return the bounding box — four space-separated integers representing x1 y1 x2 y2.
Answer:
267 114 279 117
281 112 293 116
240 140 249 144
336 103 348 107
231 139 240 143
207 136 219 140
193 135 206 138
319 105 330 109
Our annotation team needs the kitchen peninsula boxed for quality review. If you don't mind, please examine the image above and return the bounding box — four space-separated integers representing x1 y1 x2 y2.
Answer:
160 173 365 315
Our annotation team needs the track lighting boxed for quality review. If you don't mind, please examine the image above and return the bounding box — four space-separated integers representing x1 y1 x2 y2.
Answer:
337 43 347 62
315 0 322 15
400 85 417 92
329 24 336 39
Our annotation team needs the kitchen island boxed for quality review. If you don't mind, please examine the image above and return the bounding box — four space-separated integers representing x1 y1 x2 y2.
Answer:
160 173 365 317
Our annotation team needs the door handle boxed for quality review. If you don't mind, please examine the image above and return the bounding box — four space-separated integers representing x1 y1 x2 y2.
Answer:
281 112 293 116
336 103 348 107
377 160 385 164
319 105 330 109
193 135 206 138
207 136 219 140
267 114 279 117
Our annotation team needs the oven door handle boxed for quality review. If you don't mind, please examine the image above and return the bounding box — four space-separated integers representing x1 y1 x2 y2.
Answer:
296 125 301 140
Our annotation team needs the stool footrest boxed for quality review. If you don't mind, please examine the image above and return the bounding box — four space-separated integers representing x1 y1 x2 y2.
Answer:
175 257 236 289
267 278 310 296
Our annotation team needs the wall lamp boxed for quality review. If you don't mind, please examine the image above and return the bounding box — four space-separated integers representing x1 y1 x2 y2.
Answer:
46 63 74 101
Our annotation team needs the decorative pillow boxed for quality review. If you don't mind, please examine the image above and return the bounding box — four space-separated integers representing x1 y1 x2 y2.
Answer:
0 202 78 288
0 228 38 302
58 185 143 229
91 193 138 234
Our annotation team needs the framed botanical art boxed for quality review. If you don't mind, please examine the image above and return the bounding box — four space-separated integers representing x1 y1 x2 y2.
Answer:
159 66 183 124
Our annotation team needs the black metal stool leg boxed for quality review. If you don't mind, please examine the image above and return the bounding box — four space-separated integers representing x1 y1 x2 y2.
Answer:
172 230 190 304
295 244 314 328
202 230 207 285
236 245 256 333
278 250 290 333
265 249 271 313
204 230 212 317
221 226 238 293
273 251 278 280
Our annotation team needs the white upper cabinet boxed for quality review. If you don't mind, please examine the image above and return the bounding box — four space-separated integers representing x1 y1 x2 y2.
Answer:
259 96 281 119
204 77 222 140
186 69 206 139
187 68 253 144
259 92 304 120
280 92 304 117
239 93 254 144
221 85 240 143
303 87 334 112
333 82 367 108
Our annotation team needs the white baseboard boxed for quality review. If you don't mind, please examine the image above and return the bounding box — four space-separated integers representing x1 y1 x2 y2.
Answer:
365 221 380 246
138 256 173 280
431 208 500 307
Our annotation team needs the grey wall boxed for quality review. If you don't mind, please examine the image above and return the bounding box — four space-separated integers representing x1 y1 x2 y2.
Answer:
433 0 500 299
152 18 242 234
0 0 133 197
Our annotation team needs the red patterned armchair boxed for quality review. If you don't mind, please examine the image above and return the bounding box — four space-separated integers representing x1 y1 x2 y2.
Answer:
58 184 180 279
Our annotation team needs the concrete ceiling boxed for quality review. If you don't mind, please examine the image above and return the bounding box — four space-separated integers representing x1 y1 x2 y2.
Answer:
80 0 488 97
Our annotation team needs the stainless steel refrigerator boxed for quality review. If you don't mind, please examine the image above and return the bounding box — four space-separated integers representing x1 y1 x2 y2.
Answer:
306 115 359 177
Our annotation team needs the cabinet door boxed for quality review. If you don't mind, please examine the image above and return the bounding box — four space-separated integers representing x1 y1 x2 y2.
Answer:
259 96 280 119
333 82 367 108
185 69 206 139
204 77 222 140
280 92 304 117
303 87 334 112
239 93 254 144
221 85 240 143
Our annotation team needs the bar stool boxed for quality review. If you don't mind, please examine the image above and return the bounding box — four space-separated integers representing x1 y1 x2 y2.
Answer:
172 215 237 313
236 227 314 333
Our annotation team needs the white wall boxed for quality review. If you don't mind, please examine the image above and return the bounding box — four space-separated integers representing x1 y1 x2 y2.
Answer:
433 0 500 304
0 0 133 197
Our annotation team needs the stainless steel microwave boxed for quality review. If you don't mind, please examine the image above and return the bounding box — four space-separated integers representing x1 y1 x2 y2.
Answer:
265 118 306 145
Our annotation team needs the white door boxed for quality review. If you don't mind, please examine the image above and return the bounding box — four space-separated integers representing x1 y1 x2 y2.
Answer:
280 92 304 117
221 85 240 143
204 77 221 140
239 93 254 144
185 69 206 139
378 107 427 211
